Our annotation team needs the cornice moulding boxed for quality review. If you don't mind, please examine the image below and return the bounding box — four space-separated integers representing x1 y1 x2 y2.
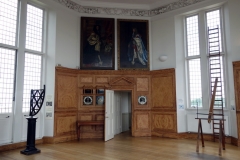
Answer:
52 0 207 17
71 0 149 10
149 0 177 10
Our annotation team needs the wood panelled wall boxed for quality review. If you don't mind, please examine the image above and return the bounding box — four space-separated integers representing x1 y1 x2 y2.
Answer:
233 61 240 146
54 67 176 142
151 70 176 136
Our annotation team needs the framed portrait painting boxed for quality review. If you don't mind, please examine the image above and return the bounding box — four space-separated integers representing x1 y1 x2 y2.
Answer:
117 19 149 70
80 17 115 70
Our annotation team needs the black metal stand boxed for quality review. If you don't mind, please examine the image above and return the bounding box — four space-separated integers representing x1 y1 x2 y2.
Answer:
20 117 40 155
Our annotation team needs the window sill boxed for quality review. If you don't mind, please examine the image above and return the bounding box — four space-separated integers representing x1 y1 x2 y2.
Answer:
185 108 230 111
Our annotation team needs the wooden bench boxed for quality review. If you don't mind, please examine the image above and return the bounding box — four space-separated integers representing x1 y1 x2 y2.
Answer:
76 120 104 140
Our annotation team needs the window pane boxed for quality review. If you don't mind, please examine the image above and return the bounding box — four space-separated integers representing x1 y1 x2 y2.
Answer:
209 56 225 107
0 48 15 113
186 15 200 56
25 4 43 52
188 59 202 107
206 9 222 53
22 53 42 112
0 0 18 46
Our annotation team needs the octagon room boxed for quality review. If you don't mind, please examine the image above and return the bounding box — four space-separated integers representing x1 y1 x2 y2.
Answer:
1 0 240 159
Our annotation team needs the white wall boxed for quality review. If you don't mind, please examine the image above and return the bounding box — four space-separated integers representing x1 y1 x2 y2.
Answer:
43 8 57 137
151 0 240 137
120 92 131 132
120 92 129 113
151 17 176 70
38 0 240 137
224 0 240 138
114 91 131 132
37 0 149 136
55 11 80 68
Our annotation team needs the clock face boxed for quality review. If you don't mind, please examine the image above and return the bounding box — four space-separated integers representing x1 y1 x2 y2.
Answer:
83 96 93 105
138 96 147 105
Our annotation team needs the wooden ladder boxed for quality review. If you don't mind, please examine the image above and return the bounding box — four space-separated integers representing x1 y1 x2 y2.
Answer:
207 26 225 149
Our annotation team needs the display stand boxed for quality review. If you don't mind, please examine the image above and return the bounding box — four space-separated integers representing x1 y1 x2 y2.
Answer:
21 85 45 155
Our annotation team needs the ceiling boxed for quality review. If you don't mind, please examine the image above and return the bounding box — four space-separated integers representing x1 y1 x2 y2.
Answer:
71 0 178 9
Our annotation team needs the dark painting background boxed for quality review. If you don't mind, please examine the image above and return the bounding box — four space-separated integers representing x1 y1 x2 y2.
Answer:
81 17 114 70
118 20 149 70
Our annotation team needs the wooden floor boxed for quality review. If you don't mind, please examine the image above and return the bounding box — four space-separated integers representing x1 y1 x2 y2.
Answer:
1 131 240 160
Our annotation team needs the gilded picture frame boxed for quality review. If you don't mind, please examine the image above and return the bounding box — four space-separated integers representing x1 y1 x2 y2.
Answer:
80 17 115 70
117 19 149 70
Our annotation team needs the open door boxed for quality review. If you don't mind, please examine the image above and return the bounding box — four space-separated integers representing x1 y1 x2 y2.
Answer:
105 90 114 141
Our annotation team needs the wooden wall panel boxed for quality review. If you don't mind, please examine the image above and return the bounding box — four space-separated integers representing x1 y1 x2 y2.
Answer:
152 112 177 132
150 69 176 136
133 111 151 137
79 114 93 121
233 61 240 145
95 76 109 84
237 112 240 139
56 74 78 110
151 69 176 110
80 76 93 83
135 112 150 130
95 114 104 120
55 67 176 141
54 113 77 136
233 61 240 111
137 78 149 91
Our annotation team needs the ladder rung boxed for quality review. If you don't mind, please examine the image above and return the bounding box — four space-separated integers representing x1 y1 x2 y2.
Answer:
210 59 220 62
209 54 221 57
210 62 220 64
209 45 220 48
209 41 219 43
209 37 219 39
209 51 220 53
208 31 218 35
209 56 220 58
209 52 220 54
210 60 220 62
208 27 219 30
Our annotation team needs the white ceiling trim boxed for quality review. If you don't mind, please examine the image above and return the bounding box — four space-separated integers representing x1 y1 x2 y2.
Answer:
52 0 206 17
71 0 150 10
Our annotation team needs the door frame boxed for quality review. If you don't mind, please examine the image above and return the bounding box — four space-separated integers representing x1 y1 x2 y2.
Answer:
107 89 133 136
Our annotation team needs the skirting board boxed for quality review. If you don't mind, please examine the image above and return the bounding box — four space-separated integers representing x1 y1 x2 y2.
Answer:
0 139 43 152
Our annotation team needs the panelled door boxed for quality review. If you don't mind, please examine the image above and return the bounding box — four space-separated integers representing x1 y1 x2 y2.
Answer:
0 113 13 144
105 90 114 141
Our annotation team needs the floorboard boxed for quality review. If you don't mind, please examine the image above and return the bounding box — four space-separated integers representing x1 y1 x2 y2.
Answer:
0 131 240 160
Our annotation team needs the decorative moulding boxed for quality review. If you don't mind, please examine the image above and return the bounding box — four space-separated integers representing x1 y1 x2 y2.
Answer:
71 0 149 10
109 77 135 86
52 0 207 17
150 0 206 16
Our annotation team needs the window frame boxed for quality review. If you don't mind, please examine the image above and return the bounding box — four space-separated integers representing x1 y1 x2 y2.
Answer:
0 0 46 114
21 2 45 113
184 6 227 109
